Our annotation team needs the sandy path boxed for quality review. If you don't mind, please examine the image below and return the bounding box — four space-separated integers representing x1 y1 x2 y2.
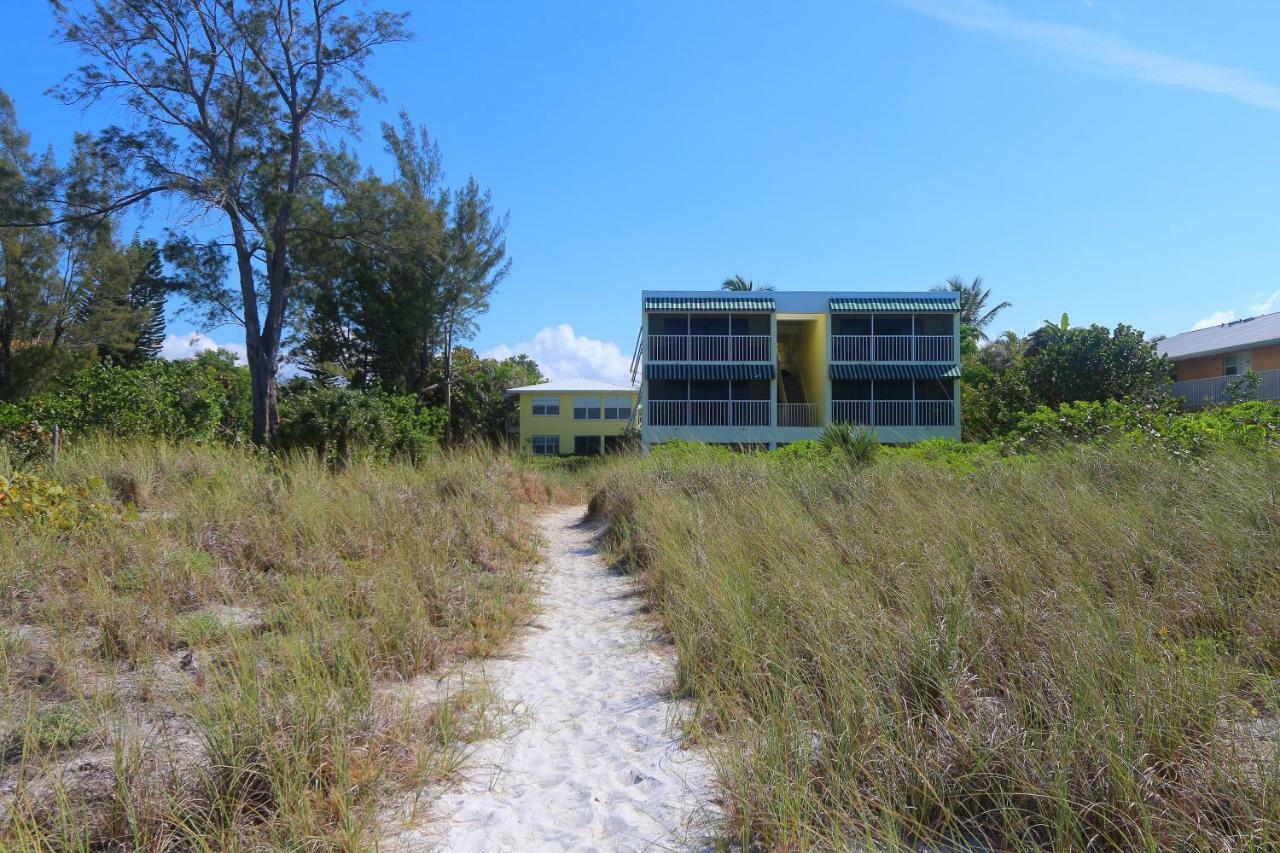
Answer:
383 506 718 852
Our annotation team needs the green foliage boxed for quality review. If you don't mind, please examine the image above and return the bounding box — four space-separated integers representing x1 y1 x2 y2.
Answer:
4 352 251 447
1007 398 1280 456
276 383 444 462
1224 369 1262 405
817 422 878 466
0 471 107 529
962 316 1173 440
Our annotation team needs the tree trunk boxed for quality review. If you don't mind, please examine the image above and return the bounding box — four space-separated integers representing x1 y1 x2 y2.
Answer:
247 344 278 447
443 322 453 445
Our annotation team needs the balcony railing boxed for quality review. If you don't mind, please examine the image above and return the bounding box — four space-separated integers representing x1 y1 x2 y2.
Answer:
1171 368 1280 408
777 403 819 427
647 400 771 427
831 400 955 427
647 334 771 362
831 335 954 362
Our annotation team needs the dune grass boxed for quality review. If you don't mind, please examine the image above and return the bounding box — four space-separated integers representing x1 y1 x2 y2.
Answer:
0 439 545 849
590 446 1280 849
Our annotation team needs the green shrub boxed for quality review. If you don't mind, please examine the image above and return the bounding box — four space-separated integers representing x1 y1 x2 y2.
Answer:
1006 397 1280 456
276 384 444 462
1 352 251 450
817 422 878 466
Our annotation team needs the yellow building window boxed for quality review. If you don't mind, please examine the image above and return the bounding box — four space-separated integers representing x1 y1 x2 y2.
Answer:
532 396 559 416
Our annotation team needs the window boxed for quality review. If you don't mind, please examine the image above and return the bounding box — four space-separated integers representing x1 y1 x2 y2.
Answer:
915 314 952 335
605 435 627 454
573 396 602 420
531 396 559 416
835 315 872 336
531 435 559 456
1224 353 1240 376
574 435 602 455
604 396 633 420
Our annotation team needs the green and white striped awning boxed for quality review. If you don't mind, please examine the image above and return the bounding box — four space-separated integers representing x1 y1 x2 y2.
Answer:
645 363 777 380
829 297 958 312
644 296 775 312
829 364 960 380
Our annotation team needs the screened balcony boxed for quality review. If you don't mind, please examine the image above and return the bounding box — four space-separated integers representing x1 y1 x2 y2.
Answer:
646 313 771 362
830 378 956 427
646 378 771 427
830 313 955 363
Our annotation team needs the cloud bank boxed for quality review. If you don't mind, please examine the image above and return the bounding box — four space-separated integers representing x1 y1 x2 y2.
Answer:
484 324 632 385
160 332 247 365
898 0 1280 111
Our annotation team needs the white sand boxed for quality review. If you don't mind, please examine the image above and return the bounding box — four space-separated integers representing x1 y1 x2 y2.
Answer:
382 506 719 852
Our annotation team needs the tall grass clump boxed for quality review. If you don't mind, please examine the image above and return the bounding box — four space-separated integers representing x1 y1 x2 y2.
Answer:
592 446 1280 849
0 439 543 848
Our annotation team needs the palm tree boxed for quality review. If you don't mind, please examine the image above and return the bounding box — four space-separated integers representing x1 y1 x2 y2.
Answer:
721 275 775 292
932 275 1010 340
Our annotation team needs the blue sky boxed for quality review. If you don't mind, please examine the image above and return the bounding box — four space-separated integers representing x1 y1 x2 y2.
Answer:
4 1 1280 383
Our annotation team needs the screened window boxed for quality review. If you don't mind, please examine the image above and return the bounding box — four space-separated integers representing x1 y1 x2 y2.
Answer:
604 396 632 420
531 435 559 456
1224 353 1240 376
531 396 559 416
835 315 872 336
915 314 952 335
874 314 913 335
573 396 602 420
574 435 603 455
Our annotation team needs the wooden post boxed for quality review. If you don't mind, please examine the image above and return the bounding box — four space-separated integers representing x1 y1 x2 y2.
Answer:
51 424 60 464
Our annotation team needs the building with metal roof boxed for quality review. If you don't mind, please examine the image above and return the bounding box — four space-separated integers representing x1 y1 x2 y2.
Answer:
1158 312 1280 408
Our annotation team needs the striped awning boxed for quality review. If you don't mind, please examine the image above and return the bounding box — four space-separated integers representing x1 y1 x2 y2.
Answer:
644 296 775 312
829 297 958 312
829 364 960 380
645 363 776 380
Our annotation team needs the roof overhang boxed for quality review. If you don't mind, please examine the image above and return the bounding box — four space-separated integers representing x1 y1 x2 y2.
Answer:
1160 338 1280 362
645 363 777 380
829 364 961 380
829 297 959 312
644 296 775 312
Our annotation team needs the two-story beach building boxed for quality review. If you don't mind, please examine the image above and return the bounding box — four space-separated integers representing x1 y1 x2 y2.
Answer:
636 290 961 450
506 378 639 455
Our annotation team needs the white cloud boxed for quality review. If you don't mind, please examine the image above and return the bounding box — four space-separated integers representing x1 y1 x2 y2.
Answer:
1250 288 1280 315
897 0 1280 111
483 324 632 385
161 332 247 365
1191 310 1236 331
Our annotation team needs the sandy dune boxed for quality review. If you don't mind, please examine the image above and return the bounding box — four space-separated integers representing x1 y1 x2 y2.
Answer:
382 506 718 852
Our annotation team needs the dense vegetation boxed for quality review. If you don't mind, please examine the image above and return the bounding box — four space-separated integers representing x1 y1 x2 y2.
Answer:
0 440 548 849
590 441 1280 849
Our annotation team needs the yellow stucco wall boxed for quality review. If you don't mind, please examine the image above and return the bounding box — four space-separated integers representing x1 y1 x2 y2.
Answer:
515 390 638 455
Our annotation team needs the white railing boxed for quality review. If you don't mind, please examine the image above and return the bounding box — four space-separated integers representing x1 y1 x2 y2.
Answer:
830 400 955 427
830 335 954 362
646 334 771 362
1171 368 1280 408
831 400 872 425
777 403 819 427
646 400 771 427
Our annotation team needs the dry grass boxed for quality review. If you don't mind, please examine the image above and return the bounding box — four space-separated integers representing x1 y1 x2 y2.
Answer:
0 439 543 850
590 446 1280 850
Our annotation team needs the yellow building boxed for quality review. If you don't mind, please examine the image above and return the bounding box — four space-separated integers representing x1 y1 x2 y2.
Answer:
506 378 640 455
